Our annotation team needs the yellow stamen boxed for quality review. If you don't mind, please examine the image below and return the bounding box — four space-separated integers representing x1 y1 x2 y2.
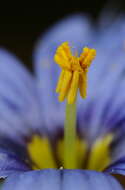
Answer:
54 42 96 104
79 69 88 98
58 70 72 102
87 134 113 171
56 70 65 93
27 135 57 169
67 71 79 104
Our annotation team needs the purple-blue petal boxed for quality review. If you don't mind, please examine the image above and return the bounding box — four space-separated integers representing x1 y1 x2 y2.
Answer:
106 157 125 176
0 49 43 142
62 170 123 190
2 169 123 190
2 169 61 190
78 16 125 141
0 148 29 178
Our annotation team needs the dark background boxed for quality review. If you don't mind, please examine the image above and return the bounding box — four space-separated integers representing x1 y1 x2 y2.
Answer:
0 0 125 70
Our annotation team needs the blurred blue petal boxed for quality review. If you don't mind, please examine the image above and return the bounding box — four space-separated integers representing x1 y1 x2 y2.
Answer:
106 157 125 175
78 16 125 141
2 169 123 190
0 148 28 178
98 14 125 50
62 170 123 190
0 49 43 142
33 14 93 132
111 137 125 163
2 170 61 190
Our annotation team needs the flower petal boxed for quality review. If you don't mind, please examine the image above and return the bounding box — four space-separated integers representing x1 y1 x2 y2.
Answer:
0 49 43 142
106 157 125 176
33 14 92 132
2 169 61 190
62 170 123 190
2 169 123 190
78 17 125 141
0 148 28 178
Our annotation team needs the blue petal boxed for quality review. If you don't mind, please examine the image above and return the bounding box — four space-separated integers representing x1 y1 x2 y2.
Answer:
110 134 125 164
78 17 125 140
62 170 123 190
0 49 43 142
106 157 125 176
2 169 123 190
33 14 93 132
2 169 61 190
0 148 28 178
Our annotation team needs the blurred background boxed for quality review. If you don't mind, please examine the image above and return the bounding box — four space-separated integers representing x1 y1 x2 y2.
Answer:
0 0 125 70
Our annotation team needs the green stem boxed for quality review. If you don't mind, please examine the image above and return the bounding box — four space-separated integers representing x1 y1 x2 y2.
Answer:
64 101 77 169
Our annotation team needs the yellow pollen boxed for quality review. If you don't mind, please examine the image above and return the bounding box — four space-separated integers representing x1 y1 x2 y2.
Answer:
54 42 96 104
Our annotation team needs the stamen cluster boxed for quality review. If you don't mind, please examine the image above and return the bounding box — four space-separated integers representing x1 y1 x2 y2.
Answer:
54 42 96 104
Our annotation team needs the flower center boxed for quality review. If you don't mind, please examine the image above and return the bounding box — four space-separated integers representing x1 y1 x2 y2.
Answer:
27 42 110 172
27 134 113 171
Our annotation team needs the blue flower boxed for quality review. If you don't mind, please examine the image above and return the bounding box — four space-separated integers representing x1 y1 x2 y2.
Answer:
0 13 125 189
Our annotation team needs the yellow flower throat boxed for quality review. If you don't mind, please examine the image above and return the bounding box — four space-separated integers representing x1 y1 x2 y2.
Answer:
54 42 96 104
27 134 113 171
